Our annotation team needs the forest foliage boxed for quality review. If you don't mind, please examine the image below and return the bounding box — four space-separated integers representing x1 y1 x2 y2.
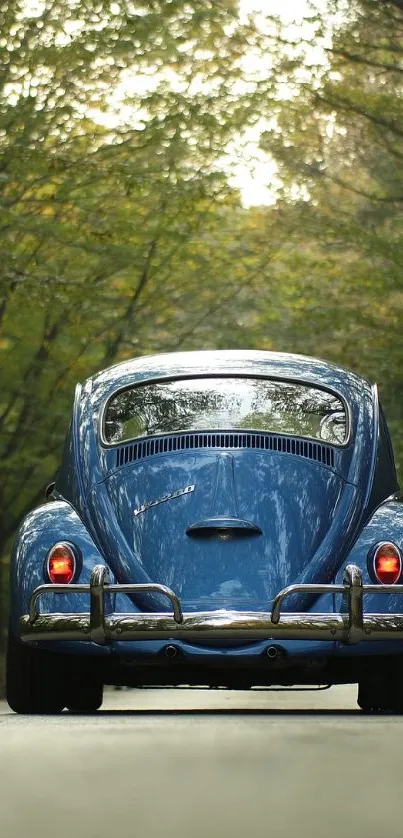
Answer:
2 0 403 650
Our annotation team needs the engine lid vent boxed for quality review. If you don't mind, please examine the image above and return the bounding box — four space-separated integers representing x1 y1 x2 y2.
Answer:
115 432 335 469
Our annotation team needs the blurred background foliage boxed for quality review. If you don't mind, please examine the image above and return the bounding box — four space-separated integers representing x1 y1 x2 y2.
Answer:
2 0 403 678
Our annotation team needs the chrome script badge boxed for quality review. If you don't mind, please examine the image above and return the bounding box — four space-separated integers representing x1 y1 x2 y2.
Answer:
133 484 195 517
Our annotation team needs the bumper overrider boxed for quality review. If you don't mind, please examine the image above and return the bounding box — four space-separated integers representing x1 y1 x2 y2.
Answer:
19 564 403 646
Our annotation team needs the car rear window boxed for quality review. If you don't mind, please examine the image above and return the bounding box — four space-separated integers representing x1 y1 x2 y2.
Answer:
103 377 347 446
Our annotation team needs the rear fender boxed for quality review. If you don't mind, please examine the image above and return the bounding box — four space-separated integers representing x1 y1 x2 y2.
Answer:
9 500 110 634
335 499 403 614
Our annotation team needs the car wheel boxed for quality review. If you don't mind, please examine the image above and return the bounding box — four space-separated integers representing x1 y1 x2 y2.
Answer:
6 629 65 714
65 682 103 713
65 658 103 713
382 673 403 714
358 662 403 714
357 679 386 712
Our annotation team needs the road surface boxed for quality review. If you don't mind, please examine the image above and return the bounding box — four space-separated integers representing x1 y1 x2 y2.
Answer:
0 685 401 838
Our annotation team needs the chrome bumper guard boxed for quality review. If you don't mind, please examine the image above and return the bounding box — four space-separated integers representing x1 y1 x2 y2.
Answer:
19 564 403 646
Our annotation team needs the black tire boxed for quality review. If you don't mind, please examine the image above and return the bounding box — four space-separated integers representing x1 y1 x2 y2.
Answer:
65 657 103 713
357 678 386 713
358 665 403 714
6 629 65 714
65 682 103 713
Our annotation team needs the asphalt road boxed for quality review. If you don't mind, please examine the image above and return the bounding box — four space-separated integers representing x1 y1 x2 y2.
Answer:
1 685 402 838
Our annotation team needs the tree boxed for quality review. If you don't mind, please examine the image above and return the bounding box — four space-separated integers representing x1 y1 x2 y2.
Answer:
252 0 403 472
0 1 280 564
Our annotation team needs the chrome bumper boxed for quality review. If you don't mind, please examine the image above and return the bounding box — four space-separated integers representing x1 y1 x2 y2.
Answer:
19 564 403 646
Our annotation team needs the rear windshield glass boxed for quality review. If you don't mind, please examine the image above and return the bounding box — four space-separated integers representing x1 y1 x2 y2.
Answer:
104 377 347 445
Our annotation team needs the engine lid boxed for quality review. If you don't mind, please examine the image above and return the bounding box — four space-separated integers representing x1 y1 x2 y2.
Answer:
91 448 345 611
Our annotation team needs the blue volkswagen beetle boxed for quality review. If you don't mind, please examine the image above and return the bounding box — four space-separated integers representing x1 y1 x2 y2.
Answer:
7 350 403 713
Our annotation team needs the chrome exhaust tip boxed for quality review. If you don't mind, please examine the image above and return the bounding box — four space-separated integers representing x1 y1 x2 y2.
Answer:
266 644 284 660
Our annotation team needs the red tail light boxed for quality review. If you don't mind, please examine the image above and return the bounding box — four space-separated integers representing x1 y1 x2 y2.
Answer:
46 542 76 584
372 542 402 585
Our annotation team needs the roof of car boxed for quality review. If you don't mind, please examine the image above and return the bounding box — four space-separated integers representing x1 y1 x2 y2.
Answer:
83 350 372 409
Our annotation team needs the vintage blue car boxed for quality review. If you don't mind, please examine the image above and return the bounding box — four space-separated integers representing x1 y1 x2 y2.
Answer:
7 349 403 713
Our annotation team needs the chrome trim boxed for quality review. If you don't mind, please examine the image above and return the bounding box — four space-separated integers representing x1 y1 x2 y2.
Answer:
133 485 195 517
90 565 110 644
271 583 346 624
20 563 403 647
343 564 364 644
28 573 183 629
29 583 90 624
